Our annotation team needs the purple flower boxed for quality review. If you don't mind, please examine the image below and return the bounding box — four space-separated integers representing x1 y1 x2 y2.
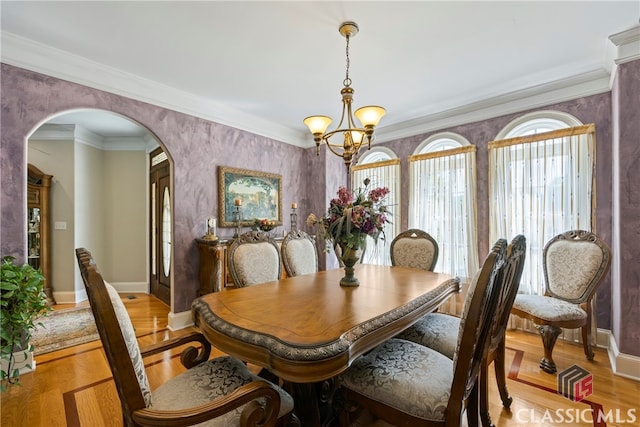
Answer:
308 178 391 246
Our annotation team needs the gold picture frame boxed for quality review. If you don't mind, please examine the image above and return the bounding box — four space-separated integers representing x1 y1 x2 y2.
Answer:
218 166 282 227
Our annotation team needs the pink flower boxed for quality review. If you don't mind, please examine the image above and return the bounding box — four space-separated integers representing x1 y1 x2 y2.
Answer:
368 187 390 203
337 186 353 205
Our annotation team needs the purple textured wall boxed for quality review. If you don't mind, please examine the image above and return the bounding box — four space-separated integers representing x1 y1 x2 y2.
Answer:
613 60 640 356
0 64 309 313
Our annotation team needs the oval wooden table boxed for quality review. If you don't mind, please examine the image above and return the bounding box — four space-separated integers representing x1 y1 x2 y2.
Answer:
192 264 460 426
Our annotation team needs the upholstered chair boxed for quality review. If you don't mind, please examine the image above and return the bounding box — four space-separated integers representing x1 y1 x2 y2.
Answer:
75 248 296 427
396 235 526 427
228 231 281 287
511 230 611 373
338 238 506 427
281 229 318 277
390 229 439 271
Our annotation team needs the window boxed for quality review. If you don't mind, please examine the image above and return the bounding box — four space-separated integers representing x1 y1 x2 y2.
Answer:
409 133 479 284
351 148 400 266
489 112 595 295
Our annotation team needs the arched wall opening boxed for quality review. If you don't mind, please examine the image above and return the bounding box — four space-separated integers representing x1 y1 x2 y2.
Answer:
24 108 173 308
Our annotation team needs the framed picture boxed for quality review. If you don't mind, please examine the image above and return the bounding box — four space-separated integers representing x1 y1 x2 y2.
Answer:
218 167 282 227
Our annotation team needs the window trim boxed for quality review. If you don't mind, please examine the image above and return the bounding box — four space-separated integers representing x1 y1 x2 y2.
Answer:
496 110 582 140
414 132 470 155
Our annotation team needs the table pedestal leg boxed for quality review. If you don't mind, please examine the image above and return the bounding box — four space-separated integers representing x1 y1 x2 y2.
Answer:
285 378 340 427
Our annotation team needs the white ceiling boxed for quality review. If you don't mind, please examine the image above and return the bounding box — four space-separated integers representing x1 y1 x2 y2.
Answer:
1 1 638 145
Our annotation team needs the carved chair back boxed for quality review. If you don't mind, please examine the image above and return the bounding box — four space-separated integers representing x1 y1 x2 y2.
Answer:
228 231 281 287
390 229 439 271
543 230 611 303
281 229 318 277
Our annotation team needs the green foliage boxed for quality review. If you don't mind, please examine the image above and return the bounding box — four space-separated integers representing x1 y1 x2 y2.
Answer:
0 256 51 390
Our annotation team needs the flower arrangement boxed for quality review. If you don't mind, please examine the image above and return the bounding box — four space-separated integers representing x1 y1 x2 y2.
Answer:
252 218 277 232
307 178 390 252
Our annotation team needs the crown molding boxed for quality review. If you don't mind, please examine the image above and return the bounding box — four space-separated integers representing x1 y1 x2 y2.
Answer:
29 124 147 151
374 69 611 143
3 30 625 149
608 25 640 65
29 124 76 141
1 31 306 148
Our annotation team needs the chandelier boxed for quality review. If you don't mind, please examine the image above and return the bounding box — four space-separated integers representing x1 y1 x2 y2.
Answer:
303 21 386 173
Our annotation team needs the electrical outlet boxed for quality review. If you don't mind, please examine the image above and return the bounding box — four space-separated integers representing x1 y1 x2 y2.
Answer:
54 221 67 230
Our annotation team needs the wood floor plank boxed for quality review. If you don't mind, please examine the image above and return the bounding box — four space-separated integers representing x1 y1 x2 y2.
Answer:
1 294 637 427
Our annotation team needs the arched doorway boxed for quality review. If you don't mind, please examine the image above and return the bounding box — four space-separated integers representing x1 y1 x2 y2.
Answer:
27 109 171 305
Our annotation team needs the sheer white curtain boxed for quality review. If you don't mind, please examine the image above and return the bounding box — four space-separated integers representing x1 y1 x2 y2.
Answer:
489 124 596 295
409 145 479 288
351 158 400 265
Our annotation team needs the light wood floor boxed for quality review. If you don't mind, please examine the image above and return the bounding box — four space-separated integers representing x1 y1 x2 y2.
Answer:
1 294 638 427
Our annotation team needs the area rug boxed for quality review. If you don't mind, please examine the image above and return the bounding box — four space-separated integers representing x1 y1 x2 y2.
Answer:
31 306 99 355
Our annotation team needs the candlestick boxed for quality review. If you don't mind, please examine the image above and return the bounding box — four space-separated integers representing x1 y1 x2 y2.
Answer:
291 202 297 209
234 198 242 206
233 206 242 238
290 206 298 231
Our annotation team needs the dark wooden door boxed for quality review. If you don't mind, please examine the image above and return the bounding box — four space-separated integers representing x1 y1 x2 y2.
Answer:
149 148 171 305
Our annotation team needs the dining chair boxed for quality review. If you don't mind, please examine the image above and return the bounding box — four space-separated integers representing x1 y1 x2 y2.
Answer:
511 230 611 373
228 231 281 287
338 238 506 427
395 235 526 427
75 248 296 427
390 228 439 271
281 229 318 277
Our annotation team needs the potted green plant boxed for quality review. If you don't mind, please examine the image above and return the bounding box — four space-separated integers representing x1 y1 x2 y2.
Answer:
1 255 51 390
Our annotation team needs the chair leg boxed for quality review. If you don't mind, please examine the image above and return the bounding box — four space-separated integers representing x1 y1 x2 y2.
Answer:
493 337 512 409
479 362 494 427
467 380 480 427
535 324 562 373
581 321 595 361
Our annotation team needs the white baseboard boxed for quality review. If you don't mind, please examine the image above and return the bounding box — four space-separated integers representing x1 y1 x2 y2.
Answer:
605 330 640 381
52 289 88 304
167 310 194 331
53 282 145 304
110 281 149 293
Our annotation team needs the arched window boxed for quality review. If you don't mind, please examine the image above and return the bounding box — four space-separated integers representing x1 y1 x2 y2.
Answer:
489 111 595 295
351 148 400 266
496 110 582 139
409 133 479 292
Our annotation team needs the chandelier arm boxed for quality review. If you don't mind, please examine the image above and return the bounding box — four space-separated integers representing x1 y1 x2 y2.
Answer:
323 139 345 157
323 127 366 143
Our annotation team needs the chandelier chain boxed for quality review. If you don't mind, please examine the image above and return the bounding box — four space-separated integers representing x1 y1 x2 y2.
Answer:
344 34 352 87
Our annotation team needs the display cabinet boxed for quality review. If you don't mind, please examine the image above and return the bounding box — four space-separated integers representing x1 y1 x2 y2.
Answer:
27 164 55 305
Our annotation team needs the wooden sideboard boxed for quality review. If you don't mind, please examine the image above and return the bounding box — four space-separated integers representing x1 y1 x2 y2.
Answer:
195 236 287 295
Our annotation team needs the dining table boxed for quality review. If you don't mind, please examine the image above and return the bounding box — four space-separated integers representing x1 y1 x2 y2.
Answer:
191 264 460 426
